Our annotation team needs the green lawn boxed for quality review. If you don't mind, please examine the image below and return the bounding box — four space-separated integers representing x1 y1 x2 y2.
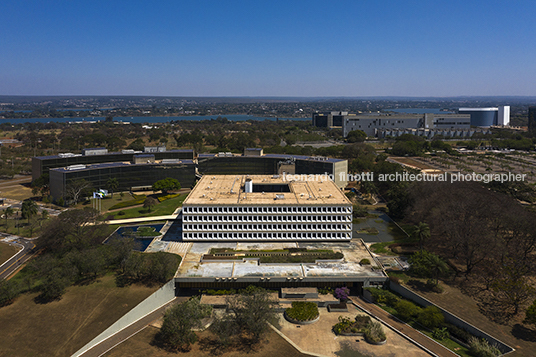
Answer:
102 193 187 220
0 241 20 265
0 274 158 357
370 241 397 255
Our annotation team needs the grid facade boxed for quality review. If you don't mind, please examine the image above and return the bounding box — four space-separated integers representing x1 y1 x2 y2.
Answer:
182 204 352 241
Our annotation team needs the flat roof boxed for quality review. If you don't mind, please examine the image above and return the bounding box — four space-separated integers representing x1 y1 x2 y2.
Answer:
175 241 387 281
34 149 194 160
50 159 195 172
183 174 351 206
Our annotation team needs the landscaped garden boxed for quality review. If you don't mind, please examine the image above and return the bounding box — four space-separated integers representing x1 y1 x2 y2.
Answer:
364 287 503 357
284 301 319 324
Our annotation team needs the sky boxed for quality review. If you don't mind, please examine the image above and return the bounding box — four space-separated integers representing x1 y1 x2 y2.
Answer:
1 0 535 97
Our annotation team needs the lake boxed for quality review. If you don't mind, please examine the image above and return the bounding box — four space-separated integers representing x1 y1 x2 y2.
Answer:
384 108 453 114
0 114 308 125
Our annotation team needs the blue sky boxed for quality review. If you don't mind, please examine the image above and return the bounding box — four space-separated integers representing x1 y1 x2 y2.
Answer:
1 0 535 96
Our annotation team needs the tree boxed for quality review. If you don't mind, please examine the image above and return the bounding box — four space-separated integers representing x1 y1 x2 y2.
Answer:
523 300 536 327
412 222 430 251
218 287 278 343
143 197 159 212
3 206 13 232
157 297 212 351
152 178 181 194
40 209 49 226
65 179 92 205
394 300 421 321
0 279 19 307
417 306 444 329
106 177 119 198
21 200 38 223
346 130 367 143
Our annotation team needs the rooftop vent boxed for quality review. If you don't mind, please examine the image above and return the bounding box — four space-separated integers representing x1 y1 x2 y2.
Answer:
275 194 285 200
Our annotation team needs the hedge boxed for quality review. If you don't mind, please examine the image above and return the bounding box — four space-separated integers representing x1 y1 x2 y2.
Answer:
285 301 319 321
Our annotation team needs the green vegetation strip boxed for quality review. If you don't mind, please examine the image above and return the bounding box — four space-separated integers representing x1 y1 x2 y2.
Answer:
104 193 186 220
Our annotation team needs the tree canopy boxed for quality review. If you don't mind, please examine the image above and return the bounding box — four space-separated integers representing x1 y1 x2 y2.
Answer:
152 177 181 193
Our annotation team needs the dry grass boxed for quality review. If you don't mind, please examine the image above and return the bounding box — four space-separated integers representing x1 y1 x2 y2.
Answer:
0 241 20 265
0 274 157 357
103 325 306 357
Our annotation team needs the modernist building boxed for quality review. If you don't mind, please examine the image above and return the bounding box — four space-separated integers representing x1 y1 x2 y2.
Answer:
312 111 348 127
340 113 471 137
50 159 196 200
198 153 348 188
458 106 510 127
32 147 194 181
181 175 353 241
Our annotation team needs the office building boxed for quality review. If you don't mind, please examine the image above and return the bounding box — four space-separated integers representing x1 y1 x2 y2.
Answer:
181 174 353 241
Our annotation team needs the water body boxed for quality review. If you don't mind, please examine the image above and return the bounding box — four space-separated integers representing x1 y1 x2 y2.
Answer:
384 108 453 114
0 114 307 125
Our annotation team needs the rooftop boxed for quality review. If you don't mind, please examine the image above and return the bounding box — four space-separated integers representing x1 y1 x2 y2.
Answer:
183 174 351 206
175 241 387 281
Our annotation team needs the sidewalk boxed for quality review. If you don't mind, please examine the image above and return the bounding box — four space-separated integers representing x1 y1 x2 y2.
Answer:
352 297 460 357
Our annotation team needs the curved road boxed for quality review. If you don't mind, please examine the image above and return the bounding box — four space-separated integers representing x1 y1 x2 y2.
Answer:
0 237 36 280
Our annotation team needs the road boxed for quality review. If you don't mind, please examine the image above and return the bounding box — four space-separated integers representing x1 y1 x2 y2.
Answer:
0 236 36 280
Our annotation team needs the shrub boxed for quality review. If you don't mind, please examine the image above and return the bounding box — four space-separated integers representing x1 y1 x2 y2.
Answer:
202 289 236 295
359 258 371 265
334 287 350 301
117 210 126 216
332 315 371 335
157 193 181 202
364 321 386 343
285 301 319 321
394 300 421 321
417 306 444 329
468 337 501 357
432 327 449 340
318 287 334 295
444 323 472 344
365 287 399 307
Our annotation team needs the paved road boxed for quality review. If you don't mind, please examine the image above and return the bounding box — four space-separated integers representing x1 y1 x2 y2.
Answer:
105 215 178 225
0 237 36 280
352 296 459 357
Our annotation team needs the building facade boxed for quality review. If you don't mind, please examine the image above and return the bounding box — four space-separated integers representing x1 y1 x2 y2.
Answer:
181 175 353 241
341 113 471 137
32 148 194 181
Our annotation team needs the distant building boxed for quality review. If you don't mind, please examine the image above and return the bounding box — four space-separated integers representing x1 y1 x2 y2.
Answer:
312 111 348 127
340 113 471 138
458 106 510 127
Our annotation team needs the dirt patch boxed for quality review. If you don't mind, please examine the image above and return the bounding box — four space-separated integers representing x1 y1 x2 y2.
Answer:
103 325 306 357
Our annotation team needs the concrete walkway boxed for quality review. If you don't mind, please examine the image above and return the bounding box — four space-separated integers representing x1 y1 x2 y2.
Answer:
277 303 430 357
352 297 460 357
76 297 187 357
104 215 177 225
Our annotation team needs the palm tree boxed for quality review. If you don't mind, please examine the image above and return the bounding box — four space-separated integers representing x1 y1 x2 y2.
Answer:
426 253 449 286
4 206 13 233
106 177 119 198
412 222 430 251
21 200 38 224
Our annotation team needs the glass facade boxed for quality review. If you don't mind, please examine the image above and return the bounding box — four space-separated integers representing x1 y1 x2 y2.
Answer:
50 161 196 199
32 149 194 181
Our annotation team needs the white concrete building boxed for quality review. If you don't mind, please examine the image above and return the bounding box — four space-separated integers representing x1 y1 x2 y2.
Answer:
182 175 353 241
